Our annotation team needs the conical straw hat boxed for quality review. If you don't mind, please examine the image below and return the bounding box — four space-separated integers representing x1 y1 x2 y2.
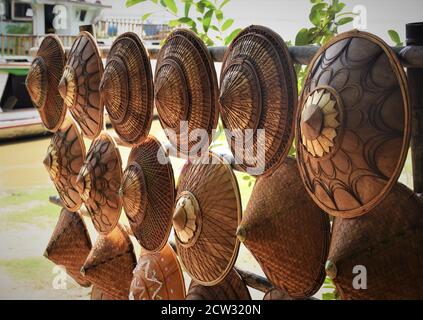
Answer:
186 269 251 300
82 224 136 299
220 25 297 176
26 34 66 131
44 118 85 212
237 157 331 298
129 243 185 300
154 29 219 156
120 136 175 252
173 152 241 286
100 32 154 145
296 30 411 218
76 132 123 234
44 208 91 287
59 31 104 139
326 183 423 299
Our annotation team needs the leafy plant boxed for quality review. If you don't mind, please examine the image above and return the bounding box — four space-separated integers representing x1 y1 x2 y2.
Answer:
387 29 403 47
322 277 339 300
294 0 355 91
125 0 241 46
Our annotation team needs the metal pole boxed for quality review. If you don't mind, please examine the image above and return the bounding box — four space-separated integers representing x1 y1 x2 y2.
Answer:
406 22 423 195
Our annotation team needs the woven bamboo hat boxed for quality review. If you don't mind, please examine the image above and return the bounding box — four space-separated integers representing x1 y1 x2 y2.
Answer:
219 25 297 176
120 136 175 252
44 208 91 287
100 32 154 145
173 152 241 286
186 269 251 300
44 118 85 212
26 34 66 131
296 30 411 218
76 132 123 234
326 183 423 299
129 243 185 300
81 224 137 300
59 31 104 139
237 157 331 298
154 29 219 155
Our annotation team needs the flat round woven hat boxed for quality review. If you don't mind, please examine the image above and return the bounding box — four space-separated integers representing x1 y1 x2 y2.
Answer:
76 132 123 234
59 31 104 139
44 208 91 287
44 118 85 212
220 25 297 176
296 30 411 218
120 135 175 252
26 34 66 131
237 157 331 298
173 152 241 286
154 28 219 155
129 243 185 300
326 183 423 299
100 32 154 145
82 224 137 300
186 269 251 300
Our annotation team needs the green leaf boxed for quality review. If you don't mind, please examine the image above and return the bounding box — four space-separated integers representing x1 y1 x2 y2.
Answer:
202 9 214 33
388 29 403 46
221 18 233 31
178 17 196 28
141 12 153 22
168 19 180 27
125 0 147 7
196 1 205 13
309 3 326 26
163 0 177 14
219 0 231 9
184 1 192 17
211 25 219 32
224 28 241 45
337 17 353 25
295 28 310 46
216 9 223 22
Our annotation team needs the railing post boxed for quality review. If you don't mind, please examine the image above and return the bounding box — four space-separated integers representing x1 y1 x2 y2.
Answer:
406 22 423 195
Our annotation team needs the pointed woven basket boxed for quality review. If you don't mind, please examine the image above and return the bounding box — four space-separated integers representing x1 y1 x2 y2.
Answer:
120 136 175 252
129 243 185 300
238 157 331 298
44 118 85 212
327 183 423 299
82 224 137 300
186 269 251 300
44 208 91 287
26 34 66 131
100 32 154 145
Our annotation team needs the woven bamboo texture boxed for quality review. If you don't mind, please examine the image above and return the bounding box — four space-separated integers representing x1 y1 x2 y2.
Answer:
174 152 241 286
59 31 104 139
82 224 136 300
26 34 66 131
91 286 117 300
239 157 331 298
100 32 154 145
76 132 123 235
129 243 186 300
44 118 85 212
296 30 411 218
121 135 175 252
220 25 297 176
186 269 251 300
44 208 91 287
327 183 423 299
154 28 219 155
